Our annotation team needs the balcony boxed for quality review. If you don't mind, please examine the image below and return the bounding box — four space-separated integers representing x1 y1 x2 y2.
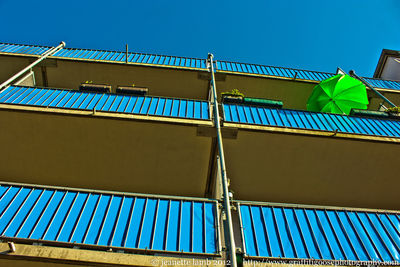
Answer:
0 182 220 256
0 43 210 100
0 181 398 266
222 103 400 210
0 86 214 197
2 42 400 109
215 61 400 111
1 85 399 209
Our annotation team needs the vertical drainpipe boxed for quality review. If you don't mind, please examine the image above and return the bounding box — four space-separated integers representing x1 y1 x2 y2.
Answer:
208 53 237 267
0 41 66 90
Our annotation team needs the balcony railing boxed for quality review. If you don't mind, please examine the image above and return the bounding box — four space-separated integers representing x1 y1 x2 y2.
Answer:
0 86 211 121
0 42 207 70
52 48 208 69
1 181 398 264
238 201 400 263
1 42 400 91
0 43 50 55
223 103 400 139
0 182 220 256
364 77 400 90
215 60 334 82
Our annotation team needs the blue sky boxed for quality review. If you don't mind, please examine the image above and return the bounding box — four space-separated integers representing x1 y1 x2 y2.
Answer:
0 0 399 77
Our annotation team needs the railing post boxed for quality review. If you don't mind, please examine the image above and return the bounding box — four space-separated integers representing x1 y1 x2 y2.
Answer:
125 44 129 64
208 53 237 267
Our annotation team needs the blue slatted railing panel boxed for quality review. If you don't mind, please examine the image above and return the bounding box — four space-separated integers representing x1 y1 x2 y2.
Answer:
239 203 400 263
0 183 219 255
364 78 400 91
51 48 208 69
0 43 207 69
0 43 50 55
223 103 400 138
0 86 210 120
216 60 335 82
2 42 400 90
215 60 400 90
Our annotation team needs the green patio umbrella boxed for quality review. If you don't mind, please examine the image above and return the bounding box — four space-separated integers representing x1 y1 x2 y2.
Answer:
307 74 369 115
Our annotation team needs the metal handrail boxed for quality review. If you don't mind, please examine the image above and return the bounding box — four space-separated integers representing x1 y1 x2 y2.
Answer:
0 41 65 90
0 42 205 63
0 180 218 203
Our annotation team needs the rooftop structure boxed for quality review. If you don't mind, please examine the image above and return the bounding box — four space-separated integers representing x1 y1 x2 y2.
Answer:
374 49 400 81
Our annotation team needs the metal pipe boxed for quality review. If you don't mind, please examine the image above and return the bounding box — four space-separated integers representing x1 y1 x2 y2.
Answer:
125 44 128 63
234 199 400 214
0 41 66 90
208 53 237 267
349 70 396 108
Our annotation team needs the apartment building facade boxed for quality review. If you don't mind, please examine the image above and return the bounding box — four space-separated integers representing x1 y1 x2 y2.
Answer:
0 41 399 266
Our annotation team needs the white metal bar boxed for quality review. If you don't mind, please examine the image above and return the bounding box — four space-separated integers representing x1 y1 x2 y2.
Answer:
0 41 65 90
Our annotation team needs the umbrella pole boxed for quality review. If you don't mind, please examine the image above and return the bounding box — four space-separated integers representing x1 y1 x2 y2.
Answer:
334 103 346 115
349 70 397 108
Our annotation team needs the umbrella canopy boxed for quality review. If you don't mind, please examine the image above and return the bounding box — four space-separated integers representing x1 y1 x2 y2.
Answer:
307 74 369 115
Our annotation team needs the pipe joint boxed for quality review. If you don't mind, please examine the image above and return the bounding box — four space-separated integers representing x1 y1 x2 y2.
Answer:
8 242 16 252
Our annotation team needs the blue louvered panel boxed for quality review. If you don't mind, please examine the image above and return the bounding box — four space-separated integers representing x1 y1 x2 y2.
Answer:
216 60 335 82
223 103 400 138
215 60 400 90
50 48 207 69
364 78 400 91
239 203 400 263
3 42 400 90
0 43 50 55
0 43 207 69
0 86 210 120
0 183 219 255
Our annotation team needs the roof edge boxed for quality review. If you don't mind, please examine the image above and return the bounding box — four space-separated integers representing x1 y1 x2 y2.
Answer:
373 48 400 78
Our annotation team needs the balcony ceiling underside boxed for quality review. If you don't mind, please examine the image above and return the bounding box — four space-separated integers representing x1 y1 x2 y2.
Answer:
0 110 212 197
224 130 400 210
